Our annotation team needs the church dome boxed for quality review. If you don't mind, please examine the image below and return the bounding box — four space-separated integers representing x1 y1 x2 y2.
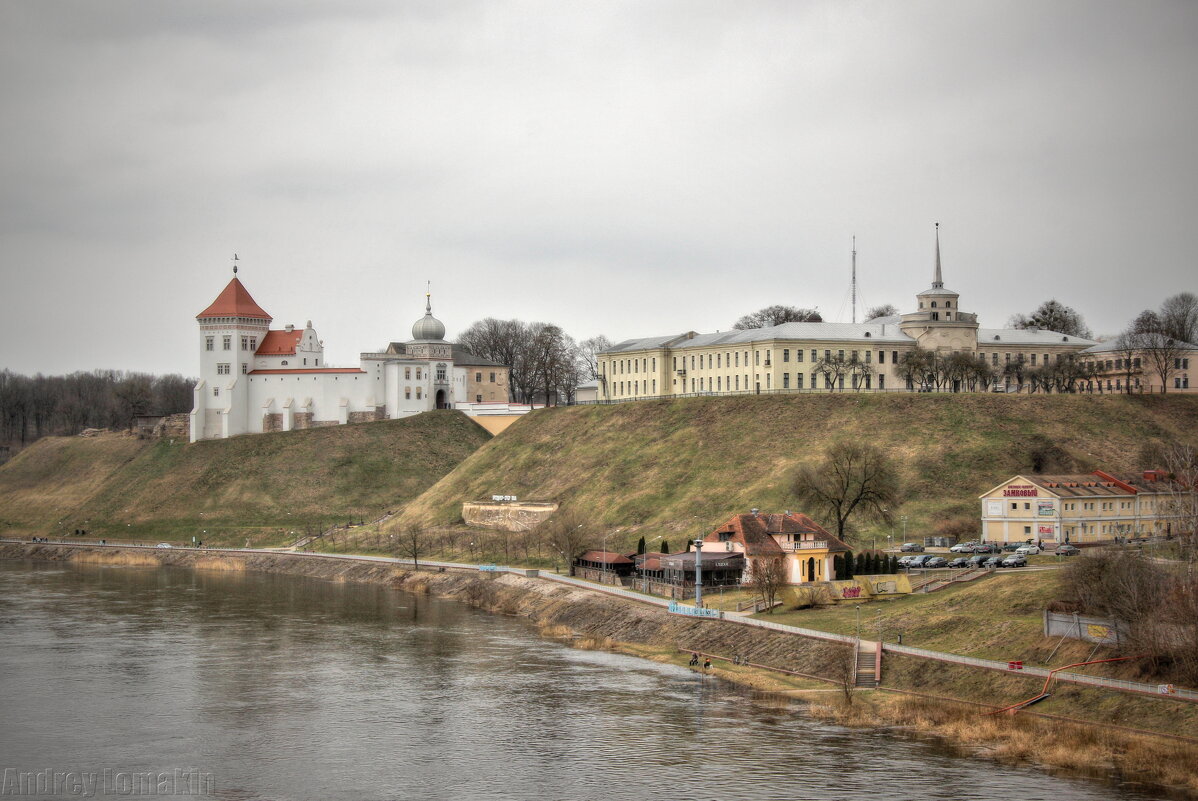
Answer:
411 295 446 341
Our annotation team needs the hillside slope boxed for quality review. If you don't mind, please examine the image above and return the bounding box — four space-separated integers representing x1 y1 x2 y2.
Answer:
0 411 490 543
390 394 1198 547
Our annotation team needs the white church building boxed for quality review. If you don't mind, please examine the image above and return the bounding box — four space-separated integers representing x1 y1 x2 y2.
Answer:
190 274 523 442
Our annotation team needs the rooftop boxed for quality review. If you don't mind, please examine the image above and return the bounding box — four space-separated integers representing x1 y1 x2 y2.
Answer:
197 277 272 321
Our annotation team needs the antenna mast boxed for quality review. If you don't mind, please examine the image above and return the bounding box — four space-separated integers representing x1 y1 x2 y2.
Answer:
851 236 857 324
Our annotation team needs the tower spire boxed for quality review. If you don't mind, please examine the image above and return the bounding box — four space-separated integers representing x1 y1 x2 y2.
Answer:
932 223 943 288
425 280 432 313
232 253 239 275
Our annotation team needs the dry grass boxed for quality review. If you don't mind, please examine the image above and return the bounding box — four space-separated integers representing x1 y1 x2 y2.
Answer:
389 393 1198 550
0 412 490 544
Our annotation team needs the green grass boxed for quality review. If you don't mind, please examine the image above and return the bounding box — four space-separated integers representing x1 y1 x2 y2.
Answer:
390 393 1198 552
0 411 491 545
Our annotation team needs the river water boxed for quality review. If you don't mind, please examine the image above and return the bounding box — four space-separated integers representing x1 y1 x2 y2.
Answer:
0 560 1164 801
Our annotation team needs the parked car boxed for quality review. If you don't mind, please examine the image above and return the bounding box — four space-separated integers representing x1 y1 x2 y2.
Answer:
949 541 978 553
923 556 949 568
900 542 925 553
908 554 940 568
155 543 172 549
897 554 918 567
947 556 972 568
972 543 1000 554
983 555 1005 569
1015 545 1041 556
1001 542 1023 552
1055 544 1080 556
967 554 992 567
1001 554 1028 568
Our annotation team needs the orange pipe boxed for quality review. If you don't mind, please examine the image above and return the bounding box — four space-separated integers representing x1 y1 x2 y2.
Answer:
988 654 1146 716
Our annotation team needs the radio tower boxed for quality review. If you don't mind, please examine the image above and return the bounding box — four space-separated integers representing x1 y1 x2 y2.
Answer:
851 235 857 324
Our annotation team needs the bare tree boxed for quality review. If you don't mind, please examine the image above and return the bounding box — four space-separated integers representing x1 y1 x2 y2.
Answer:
791 441 900 543
896 347 931 391
864 303 899 321
538 510 594 574
1159 292 1198 345
749 554 787 613
577 336 613 382
1008 299 1093 338
397 525 427 571
733 305 822 330
812 353 851 392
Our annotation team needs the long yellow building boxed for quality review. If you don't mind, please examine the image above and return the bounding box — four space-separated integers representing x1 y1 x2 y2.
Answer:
595 230 1195 399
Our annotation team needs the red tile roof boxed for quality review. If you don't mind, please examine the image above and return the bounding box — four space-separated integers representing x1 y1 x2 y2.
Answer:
197 277 272 320
248 368 365 375
703 512 850 554
256 329 303 356
577 550 634 565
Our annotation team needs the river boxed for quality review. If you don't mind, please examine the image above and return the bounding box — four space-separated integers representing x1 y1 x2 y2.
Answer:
0 560 1163 801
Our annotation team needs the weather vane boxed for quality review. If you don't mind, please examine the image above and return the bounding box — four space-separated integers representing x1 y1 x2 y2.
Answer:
232 253 239 275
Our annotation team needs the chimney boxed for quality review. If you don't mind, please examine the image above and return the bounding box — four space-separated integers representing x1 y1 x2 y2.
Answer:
1144 470 1156 482
285 323 295 333
750 507 760 516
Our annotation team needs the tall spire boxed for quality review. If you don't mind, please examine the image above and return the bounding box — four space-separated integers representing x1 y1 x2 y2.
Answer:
425 280 432 313
932 222 943 289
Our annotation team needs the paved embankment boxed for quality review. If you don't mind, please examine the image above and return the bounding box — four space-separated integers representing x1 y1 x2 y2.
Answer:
3 539 1196 704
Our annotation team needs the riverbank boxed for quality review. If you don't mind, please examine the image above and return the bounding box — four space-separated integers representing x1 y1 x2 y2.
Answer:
4 542 1196 798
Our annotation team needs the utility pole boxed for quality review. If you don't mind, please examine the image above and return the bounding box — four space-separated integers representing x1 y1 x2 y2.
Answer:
694 538 704 608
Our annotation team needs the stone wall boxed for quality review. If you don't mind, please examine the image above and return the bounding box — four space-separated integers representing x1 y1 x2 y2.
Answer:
462 501 559 532
348 410 387 424
263 413 283 433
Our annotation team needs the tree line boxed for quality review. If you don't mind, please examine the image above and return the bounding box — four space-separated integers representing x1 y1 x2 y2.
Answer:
456 318 610 404
0 369 194 448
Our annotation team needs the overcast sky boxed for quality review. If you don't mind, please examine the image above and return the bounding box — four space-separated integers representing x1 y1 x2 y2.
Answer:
2 1 1195 376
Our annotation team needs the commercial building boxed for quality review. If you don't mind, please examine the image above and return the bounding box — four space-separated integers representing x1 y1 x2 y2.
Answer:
700 510 851 584
978 470 1192 545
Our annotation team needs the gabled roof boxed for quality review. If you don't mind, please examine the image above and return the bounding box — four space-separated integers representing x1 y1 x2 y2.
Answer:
197 277 272 320
577 550 634 565
256 329 303 356
978 328 1098 347
703 512 850 554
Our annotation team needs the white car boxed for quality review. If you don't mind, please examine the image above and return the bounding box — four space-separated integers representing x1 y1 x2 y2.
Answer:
1015 545 1040 556
155 543 173 549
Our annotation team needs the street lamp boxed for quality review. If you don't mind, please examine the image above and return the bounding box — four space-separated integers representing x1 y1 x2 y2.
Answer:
694 538 704 608
855 605 861 641
900 515 908 544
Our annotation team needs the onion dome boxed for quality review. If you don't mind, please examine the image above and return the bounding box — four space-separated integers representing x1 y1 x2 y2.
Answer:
411 293 446 341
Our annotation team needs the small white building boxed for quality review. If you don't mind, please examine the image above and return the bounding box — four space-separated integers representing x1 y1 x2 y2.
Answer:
189 274 525 441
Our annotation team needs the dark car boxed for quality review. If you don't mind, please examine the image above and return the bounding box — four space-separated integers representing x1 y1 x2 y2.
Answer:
967 554 992 567
1001 542 1023 552
906 554 936 569
983 555 1005 569
900 542 925 553
1001 554 1028 568
923 556 949 568
947 556 972 568
1055 544 1080 556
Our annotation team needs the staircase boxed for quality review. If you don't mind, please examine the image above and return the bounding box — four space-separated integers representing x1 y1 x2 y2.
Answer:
854 640 879 688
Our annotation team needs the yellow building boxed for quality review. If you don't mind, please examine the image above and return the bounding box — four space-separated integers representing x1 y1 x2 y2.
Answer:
596 228 1114 400
978 470 1191 545
701 510 850 584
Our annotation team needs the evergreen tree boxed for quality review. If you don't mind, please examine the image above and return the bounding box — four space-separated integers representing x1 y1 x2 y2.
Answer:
855 552 868 574
637 536 646 555
661 540 670 554
843 550 854 579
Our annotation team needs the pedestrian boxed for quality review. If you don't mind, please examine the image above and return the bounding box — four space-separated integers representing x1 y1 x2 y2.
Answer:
703 658 712 671
688 653 699 667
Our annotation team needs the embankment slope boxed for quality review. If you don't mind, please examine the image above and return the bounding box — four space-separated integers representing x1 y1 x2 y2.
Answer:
0 411 490 542
392 393 1198 541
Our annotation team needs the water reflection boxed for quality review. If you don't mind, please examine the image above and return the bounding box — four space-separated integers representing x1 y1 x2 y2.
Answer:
0 560 1160 801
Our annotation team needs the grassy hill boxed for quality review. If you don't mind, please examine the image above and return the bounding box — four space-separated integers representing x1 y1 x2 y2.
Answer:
388 393 1198 551
0 411 490 545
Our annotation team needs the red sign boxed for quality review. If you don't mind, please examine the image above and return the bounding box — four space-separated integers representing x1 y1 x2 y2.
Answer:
1004 485 1037 497
1008 660 1024 670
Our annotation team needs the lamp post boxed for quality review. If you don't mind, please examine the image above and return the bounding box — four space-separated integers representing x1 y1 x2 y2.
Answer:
900 515 908 544
855 604 861 641
602 531 609 585
694 538 704 608
641 535 663 594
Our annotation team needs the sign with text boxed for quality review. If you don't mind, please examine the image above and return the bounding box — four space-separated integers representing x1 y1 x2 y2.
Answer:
1037 500 1055 516
668 601 723 619
1038 525 1055 536
490 495 519 502
1004 484 1037 497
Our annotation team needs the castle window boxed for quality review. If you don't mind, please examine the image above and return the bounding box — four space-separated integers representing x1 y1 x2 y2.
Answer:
945 301 951 308
213 387 219 396
250 337 257 350
931 301 937 308
222 335 231 350
205 336 214 351
405 387 411 399
241 364 247 375
436 363 447 381
931 312 939 321
216 363 230 375
490 372 496 382
241 337 249 350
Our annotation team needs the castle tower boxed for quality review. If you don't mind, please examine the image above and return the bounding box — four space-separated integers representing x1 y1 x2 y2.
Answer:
191 274 272 441
899 224 979 357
